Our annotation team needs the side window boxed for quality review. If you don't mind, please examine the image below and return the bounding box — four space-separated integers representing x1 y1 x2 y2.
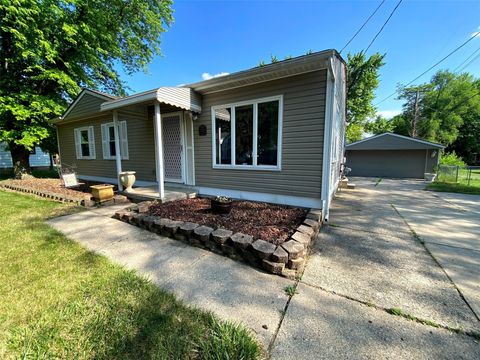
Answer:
74 126 96 159
101 121 129 160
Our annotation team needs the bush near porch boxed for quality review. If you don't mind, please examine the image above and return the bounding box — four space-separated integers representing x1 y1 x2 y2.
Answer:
0 191 260 359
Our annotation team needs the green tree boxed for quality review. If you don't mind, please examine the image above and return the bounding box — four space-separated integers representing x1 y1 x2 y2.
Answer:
364 115 394 135
346 52 385 142
449 115 480 164
395 71 480 147
0 0 173 177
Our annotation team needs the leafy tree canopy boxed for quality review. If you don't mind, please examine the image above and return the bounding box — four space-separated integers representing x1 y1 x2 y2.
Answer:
0 0 173 176
364 115 394 135
346 51 385 142
367 70 480 164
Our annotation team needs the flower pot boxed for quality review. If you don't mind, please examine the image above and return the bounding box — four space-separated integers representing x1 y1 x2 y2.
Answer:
90 184 115 202
211 199 233 214
424 173 436 182
119 171 136 192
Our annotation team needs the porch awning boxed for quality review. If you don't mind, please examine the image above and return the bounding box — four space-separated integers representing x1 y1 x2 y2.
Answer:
100 87 202 113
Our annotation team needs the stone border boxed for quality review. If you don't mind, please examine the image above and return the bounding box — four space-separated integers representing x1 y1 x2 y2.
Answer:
113 201 322 278
0 183 128 207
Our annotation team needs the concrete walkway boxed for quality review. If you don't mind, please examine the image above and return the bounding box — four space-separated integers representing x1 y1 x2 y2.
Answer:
47 205 293 346
47 193 480 359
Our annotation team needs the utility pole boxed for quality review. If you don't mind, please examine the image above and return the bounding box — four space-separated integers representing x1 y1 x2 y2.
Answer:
411 90 420 138
403 87 427 138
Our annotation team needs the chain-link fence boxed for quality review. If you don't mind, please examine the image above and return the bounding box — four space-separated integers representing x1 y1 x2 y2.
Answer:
437 165 480 186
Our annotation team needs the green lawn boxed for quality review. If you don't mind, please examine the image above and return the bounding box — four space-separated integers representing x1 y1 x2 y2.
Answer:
429 168 480 195
0 191 260 359
426 182 480 195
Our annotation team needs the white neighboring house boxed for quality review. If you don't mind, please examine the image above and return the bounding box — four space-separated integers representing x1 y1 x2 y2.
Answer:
0 143 52 171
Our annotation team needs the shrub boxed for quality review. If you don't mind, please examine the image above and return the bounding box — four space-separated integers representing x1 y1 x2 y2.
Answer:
440 152 466 167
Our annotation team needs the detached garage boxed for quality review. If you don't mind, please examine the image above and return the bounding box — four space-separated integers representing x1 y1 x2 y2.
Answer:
345 133 444 178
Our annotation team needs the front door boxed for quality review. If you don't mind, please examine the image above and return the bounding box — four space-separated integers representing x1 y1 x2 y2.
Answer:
162 113 184 183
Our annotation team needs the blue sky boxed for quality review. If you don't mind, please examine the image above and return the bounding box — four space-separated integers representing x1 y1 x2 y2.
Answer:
119 0 480 117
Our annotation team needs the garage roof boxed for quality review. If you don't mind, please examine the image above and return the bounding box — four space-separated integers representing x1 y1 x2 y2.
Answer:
346 133 445 150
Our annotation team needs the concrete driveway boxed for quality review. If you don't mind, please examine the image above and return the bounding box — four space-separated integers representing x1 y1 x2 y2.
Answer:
272 178 480 359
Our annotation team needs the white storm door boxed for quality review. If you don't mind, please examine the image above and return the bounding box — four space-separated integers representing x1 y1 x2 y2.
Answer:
162 113 184 183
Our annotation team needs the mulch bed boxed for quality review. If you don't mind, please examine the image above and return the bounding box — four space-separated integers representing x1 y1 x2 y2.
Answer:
148 198 307 245
0 178 100 200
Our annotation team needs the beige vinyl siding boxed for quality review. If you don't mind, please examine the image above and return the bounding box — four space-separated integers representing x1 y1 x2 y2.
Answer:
194 70 326 199
57 115 117 178
65 93 108 120
118 107 156 181
57 106 157 182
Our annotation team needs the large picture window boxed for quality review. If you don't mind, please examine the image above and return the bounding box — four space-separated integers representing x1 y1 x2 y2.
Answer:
212 96 282 170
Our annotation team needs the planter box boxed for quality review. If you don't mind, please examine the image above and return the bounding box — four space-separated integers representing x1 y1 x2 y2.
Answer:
211 199 232 214
90 184 114 202
424 173 436 182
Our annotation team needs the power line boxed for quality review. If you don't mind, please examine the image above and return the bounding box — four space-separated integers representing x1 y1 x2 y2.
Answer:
364 0 403 53
375 31 480 106
458 51 480 73
453 45 480 72
340 0 386 54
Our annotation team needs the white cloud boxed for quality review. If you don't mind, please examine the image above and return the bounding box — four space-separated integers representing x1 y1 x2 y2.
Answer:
377 109 402 119
202 72 230 80
471 26 480 38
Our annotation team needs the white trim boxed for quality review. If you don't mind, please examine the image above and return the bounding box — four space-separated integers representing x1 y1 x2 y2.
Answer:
196 186 323 209
101 89 157 111
74 126 96 160
346 132 445 149
154 101 165 199
190 116 196 186
100 87 202 113
62 89 114 120
113 111 123 191
100 121 129 160
77 174 157 187
321 60 335 221
186 50 335 93
211 95 283 171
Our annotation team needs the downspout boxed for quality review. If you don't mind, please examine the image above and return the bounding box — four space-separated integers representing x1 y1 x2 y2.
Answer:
55 125 61 167
321 58 336 221
424 149 428 175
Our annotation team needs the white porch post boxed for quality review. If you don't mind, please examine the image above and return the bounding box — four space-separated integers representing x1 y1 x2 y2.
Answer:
113 110 123 191
154 101 165 199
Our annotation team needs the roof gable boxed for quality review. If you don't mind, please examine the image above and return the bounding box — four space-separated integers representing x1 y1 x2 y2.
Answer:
62 89 117 121
346 133 444 150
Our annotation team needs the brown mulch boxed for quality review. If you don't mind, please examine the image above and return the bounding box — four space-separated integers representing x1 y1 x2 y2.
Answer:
148 198 307 245
0 178 93 200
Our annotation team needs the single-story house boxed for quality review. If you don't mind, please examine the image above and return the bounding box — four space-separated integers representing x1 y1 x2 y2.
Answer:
345 133 445 178
0 143 52 175
53 49 347 219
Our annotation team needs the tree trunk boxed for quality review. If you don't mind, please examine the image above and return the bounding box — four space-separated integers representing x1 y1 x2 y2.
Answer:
9 143 31 179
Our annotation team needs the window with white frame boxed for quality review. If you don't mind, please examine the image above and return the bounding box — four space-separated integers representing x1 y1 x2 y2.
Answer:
101 121 129 160
212 96 282 170
74 126 96 159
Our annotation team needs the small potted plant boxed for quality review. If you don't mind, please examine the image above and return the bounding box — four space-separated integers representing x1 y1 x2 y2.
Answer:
211 196 233 214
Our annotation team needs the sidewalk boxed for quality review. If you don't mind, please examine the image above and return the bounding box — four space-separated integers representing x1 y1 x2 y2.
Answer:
48 204 480 359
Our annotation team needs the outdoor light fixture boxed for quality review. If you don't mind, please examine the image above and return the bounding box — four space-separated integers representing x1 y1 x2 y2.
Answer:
431 151 437 158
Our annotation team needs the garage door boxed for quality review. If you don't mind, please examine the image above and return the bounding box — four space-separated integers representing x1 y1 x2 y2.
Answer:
346 150 426 178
